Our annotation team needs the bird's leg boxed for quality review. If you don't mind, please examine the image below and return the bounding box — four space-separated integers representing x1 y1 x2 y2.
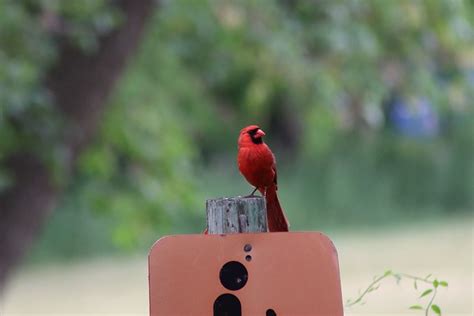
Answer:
244 187 259 198
250 187 258 196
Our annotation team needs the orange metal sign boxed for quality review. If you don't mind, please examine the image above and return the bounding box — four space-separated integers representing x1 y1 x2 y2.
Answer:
149 232 343 315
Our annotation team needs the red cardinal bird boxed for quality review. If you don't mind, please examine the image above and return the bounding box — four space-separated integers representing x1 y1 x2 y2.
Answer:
237 125 289 232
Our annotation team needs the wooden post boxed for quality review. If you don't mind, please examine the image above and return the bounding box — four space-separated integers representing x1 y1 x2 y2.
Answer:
206 196 268 234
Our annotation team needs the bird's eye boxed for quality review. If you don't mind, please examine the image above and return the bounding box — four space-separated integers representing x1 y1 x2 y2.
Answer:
248 128 259 136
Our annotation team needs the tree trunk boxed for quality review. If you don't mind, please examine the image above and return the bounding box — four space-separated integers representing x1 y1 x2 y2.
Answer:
0 0 155 291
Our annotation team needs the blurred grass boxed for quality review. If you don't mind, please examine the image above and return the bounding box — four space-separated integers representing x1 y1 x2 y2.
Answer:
28 206 120 264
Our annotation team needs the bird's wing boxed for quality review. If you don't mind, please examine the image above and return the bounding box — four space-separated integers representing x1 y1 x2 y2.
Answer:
272 158 278 189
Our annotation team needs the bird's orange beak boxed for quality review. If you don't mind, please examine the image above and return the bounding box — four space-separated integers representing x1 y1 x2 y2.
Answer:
255 129 266 138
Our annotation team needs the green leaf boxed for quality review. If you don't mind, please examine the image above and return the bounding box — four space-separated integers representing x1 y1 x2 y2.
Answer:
409 305 423 310
439 281 448 287
384 270 392 276
431 304 441 315
420 289 433 298
433 279 439 288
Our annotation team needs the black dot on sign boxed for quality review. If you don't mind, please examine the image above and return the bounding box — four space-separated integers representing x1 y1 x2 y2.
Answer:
214 293 241 316
244 244 252 252
245 255 252 262
219 261 248 291
266 309 277 316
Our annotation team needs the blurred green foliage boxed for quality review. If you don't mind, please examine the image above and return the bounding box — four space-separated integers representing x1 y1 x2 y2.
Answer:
0 1 472 259
0 0 120 186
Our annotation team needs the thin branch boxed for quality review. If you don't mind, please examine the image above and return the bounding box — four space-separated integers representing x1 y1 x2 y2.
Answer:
345 271 392 307
397 273 433 284
425 287 437 316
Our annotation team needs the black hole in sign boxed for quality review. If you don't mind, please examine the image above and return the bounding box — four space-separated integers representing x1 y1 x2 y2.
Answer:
245 255 252 262
214 293 241 316
266 309 277 316
244 244 252 252
219 261 248 291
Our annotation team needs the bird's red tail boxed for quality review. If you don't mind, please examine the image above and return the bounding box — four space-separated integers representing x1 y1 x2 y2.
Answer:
265 185 289 232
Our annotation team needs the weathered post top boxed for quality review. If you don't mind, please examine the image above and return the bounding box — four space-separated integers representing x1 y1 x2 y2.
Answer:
206 196 268 234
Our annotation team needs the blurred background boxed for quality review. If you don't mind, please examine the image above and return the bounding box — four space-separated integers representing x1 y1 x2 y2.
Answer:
0 0 472 315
